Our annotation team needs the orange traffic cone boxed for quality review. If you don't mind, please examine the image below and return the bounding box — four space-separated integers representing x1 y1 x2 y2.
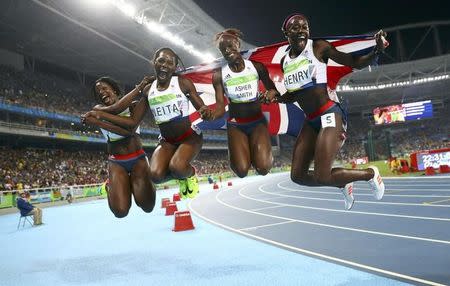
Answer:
173 211 195 232
165 202 178 216
161 198 170 208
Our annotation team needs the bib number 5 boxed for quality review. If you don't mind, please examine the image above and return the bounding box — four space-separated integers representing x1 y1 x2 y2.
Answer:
321 113 336 128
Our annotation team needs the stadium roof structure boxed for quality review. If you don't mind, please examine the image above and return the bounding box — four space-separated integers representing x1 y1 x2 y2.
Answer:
336 21 450 111
0 1 448 110
0 0 254 84
337 53 450 112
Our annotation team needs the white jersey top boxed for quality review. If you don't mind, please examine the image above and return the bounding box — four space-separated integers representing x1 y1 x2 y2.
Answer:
221 59 259 103
282 39 327 93
100 108 141 142
147 76 189 124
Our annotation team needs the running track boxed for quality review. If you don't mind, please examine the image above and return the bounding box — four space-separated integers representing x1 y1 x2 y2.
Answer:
190 173 450 286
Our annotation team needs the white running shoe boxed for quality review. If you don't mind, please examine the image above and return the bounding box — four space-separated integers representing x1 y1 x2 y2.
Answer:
341 182 355 210
368 166 385 200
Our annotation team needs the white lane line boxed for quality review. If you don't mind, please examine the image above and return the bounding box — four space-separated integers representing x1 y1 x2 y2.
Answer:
259 184 450 208
424 198 450 205
249 195 285 200
384 176 450 180
278 181 450 196
239 220 296 231
250 205 285 211
241 184 450 222
276 172 450 181
377 185 450 187
226 186 450 244
336 187 450 192
279 178 450 189
188 197 447 286
357 183 450 186
337 187 450 192
277 181 450 198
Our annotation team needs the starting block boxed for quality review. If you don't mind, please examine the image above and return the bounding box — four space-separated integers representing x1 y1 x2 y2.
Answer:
173 210 195 232
173 193 181 201
227 181 233 186
161 198 170 208
165 202 178 216
213 183 219 190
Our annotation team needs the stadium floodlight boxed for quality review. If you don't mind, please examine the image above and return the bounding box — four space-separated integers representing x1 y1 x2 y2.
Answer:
84 0 110 7
107 0 215 63
337 74 450 92
114 1 136 18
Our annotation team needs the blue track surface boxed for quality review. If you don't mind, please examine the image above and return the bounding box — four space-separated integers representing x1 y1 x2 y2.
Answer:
190 173 450 286
1 173 448 285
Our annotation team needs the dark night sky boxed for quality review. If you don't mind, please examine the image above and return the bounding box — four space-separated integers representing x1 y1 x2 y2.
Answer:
193 0 450 47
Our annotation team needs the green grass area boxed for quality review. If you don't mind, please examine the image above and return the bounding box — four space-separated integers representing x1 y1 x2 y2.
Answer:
344 160 425 177
154 160 433 191
148 162 431 191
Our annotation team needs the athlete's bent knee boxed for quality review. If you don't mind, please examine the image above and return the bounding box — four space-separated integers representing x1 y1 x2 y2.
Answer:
256 165 270 176
232 165 249 178
140 203 155 213
111 206 130 218
290 173 303 185
290 172 311 185
134 191 156 213
168 158 191 178
150 169 166 184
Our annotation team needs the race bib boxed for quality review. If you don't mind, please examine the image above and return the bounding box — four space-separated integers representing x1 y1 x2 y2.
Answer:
321 113 336 128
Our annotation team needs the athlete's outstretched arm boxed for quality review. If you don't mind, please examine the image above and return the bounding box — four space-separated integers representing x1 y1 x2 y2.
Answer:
320 30 388 69
87 98 149 129
81 115 133 137
252 61 280 103
179 75 220 121
94 76 155 114
275 91 300 104
178 76 206 110
207 69 226 120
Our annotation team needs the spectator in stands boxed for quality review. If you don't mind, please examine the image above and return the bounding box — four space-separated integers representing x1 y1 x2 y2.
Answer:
389 157 402 174
16 190 43 225
0 147 108 190
66 186 74 204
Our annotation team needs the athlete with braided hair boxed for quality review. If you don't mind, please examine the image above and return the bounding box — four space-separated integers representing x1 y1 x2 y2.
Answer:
203 28 279 178
92 48 212 198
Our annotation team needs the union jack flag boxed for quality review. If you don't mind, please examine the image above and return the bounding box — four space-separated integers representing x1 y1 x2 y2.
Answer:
183 35 377 136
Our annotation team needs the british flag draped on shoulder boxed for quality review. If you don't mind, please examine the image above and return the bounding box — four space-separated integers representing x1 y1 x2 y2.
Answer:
183 35 377 137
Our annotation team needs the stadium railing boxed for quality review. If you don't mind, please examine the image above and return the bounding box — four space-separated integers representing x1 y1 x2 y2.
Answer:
0 183 104 209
